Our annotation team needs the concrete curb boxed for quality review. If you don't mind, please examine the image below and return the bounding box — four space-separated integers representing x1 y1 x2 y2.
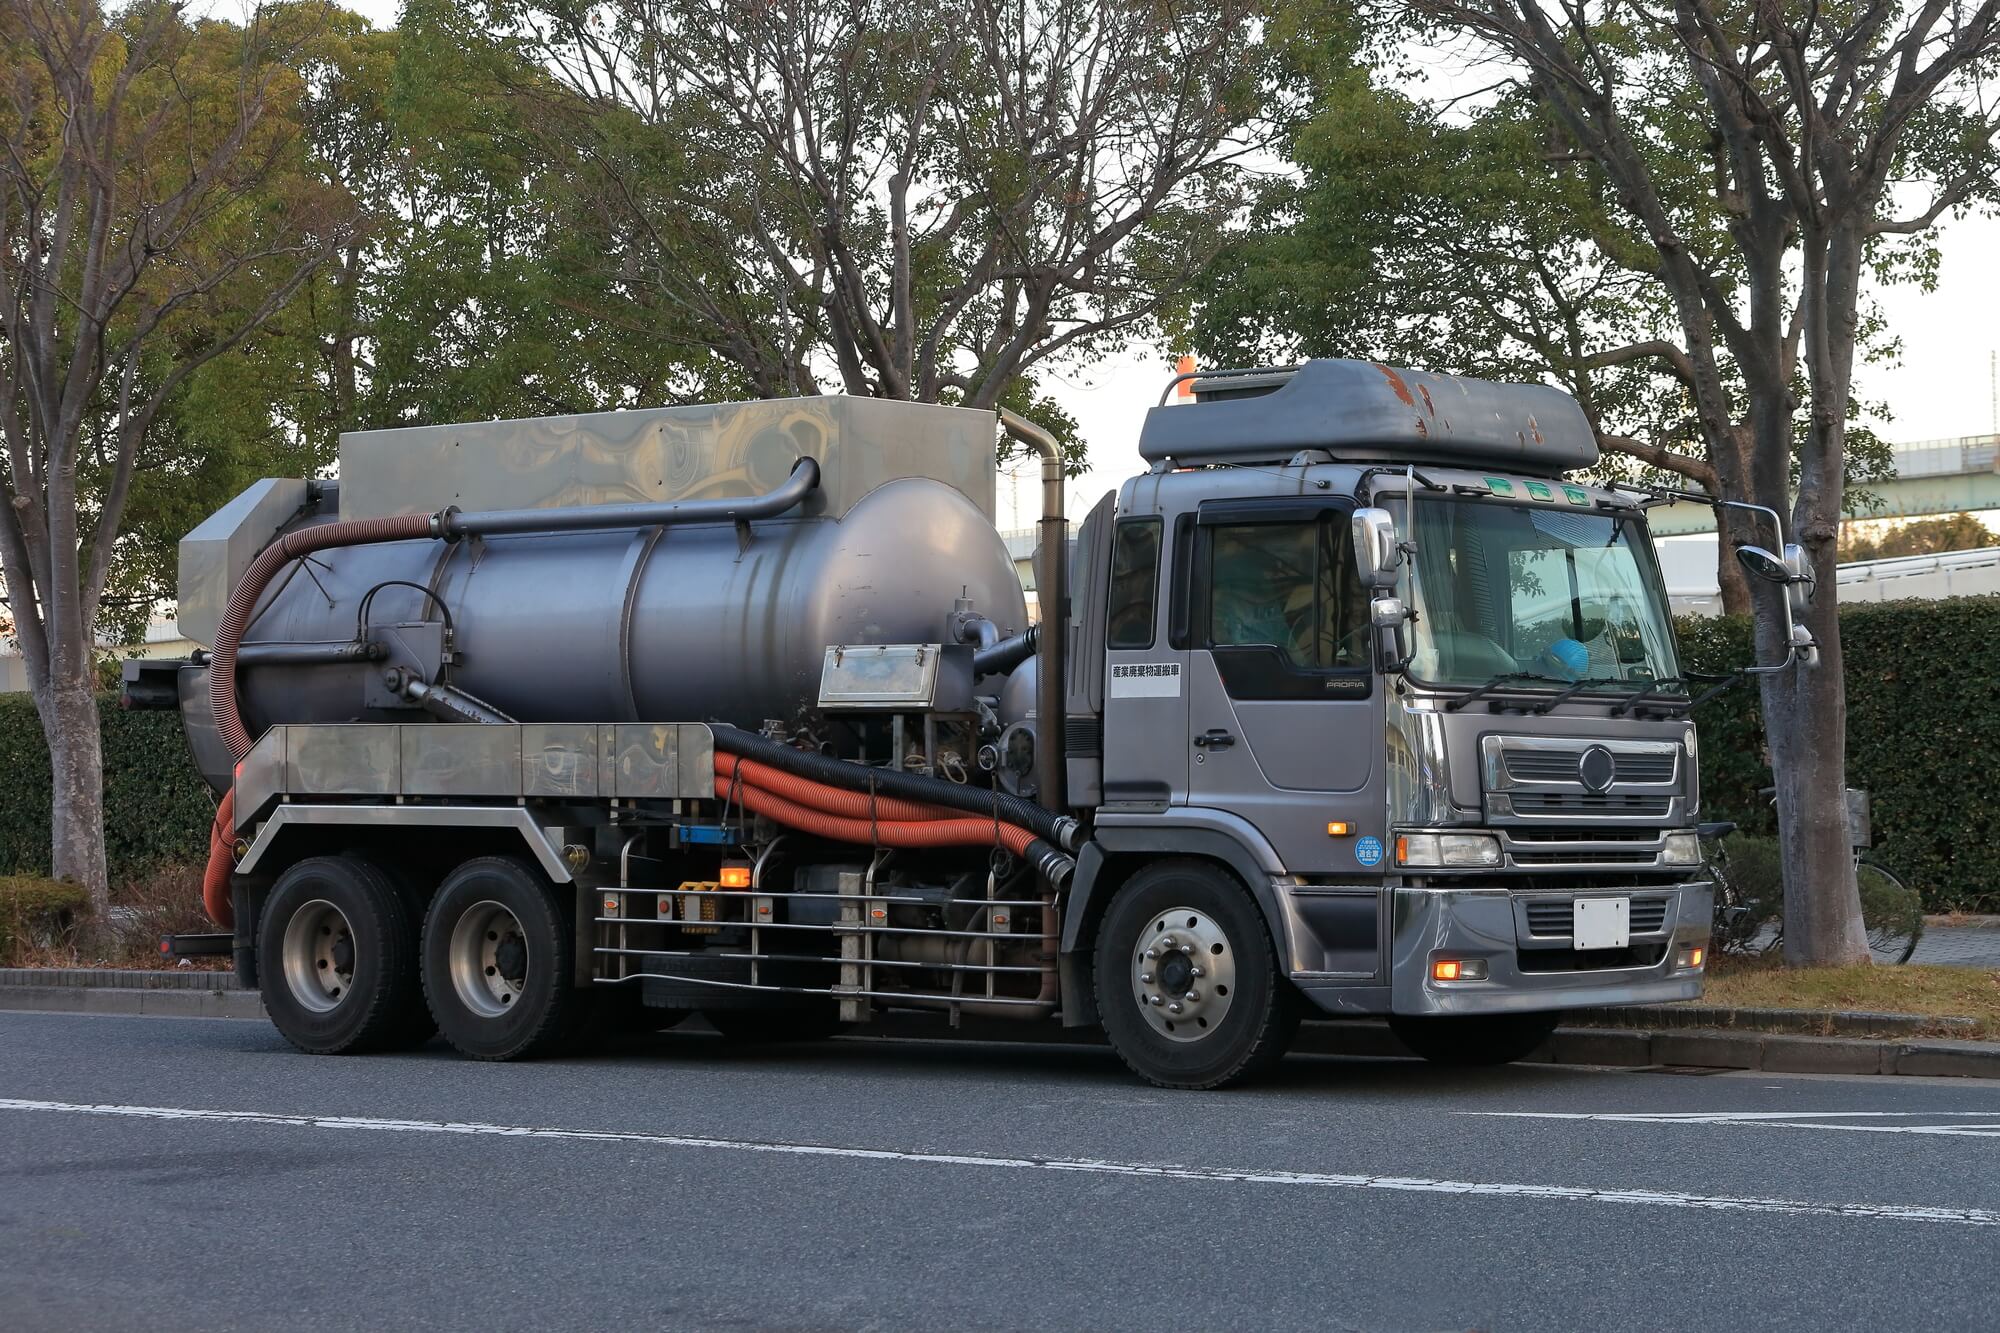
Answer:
1568 1003 1979 1039
2 978 1996 1079
0 967 239 991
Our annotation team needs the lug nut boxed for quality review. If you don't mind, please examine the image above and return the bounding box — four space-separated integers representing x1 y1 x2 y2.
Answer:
1180 943 1195 954
1190 965 1204 978
1184 991 1199 1002
1168 1003 1183 1014
1147 995 1163 1006
1144 948 1159 960
1139 972 1154 984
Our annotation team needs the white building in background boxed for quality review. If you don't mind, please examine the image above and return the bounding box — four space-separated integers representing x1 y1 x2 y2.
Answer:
0 614 198 694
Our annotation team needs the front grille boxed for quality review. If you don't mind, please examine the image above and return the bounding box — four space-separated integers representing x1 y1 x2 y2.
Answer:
1509 793 1673 817
1512 848 1658 866
1503 749 1676 784
1508 829 1659 843
1518 942 1669 973
1524 897 1670 937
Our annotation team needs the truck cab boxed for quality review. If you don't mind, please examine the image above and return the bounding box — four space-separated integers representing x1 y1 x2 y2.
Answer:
1059 361 1712 1070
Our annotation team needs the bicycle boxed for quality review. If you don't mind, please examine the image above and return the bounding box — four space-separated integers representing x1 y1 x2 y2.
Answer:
1702 788 1923 964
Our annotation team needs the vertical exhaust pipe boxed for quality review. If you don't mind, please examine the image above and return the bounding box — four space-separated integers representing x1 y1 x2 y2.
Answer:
998 407 1066 812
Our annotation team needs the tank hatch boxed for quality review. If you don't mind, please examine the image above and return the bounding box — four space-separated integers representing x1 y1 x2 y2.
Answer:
1138 359 1597 473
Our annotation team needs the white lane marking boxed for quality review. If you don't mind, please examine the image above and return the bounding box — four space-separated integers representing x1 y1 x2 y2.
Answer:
1468 1110 2000 1137
2 1097 1996 1228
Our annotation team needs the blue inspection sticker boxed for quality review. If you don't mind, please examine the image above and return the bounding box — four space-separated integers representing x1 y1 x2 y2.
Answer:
1355 835 1384 867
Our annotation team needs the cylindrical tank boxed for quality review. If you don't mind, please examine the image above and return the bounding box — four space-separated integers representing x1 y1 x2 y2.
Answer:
235 476 1027 733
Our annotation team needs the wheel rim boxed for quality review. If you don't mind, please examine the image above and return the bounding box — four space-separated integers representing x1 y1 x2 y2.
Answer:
281 898 357 1015
1130 906 1237 1043
448 899 530 1019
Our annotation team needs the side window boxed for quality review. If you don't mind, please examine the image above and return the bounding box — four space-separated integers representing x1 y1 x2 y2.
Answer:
1105 518 1162 649
1205 515 1367 670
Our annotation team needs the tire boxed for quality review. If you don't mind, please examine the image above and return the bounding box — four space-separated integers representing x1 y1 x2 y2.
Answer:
704 1004 847 1043
1092 859 1298 1089
258 855 424 1056
349 852 439 1049
421 857 581 1061
1857 857 1923 965
1388 1011 1560 1067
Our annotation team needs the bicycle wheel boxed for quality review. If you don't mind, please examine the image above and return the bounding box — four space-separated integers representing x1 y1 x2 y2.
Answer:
1856 857 1923 965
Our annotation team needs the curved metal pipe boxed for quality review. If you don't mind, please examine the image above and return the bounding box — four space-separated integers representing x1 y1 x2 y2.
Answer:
996 408 1065 813
972 624 1036 676
442 457 820 538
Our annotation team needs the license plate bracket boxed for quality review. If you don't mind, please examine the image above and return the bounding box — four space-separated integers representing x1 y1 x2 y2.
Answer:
1573 897 1630 950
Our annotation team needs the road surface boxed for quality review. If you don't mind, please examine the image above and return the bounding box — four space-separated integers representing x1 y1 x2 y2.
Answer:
3 1010 1997 1331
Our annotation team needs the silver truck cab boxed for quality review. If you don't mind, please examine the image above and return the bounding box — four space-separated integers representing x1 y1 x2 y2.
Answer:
1060 362 1713 1039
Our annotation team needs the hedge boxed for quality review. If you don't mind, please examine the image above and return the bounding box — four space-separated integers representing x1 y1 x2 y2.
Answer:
0 875 90 960
0 693 215 882
1677 596 2000 913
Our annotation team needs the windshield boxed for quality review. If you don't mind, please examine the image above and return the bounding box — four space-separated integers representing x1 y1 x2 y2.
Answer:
1403 496 1680 691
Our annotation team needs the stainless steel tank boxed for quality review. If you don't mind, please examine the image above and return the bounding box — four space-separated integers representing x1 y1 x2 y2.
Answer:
234 477 1025 731
180 397 1027 734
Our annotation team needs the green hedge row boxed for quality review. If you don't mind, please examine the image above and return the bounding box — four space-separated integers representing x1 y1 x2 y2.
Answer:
1676 597 2000 913
0 693 215 882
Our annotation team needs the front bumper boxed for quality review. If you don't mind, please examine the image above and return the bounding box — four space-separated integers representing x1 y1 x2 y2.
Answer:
1290 880 1713 1018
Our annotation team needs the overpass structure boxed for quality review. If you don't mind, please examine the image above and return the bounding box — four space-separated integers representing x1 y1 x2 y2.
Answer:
1647 434 2000 535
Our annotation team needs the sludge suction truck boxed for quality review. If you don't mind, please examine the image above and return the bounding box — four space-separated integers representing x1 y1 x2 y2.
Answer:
131 359 1810 1088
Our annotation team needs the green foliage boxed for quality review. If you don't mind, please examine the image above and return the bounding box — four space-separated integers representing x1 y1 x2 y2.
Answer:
1678 599 2000 912
0 695 214 884
1839 514 1997 563
0 875 91 962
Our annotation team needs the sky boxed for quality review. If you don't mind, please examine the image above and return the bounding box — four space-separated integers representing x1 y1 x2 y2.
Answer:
336 0 2000 532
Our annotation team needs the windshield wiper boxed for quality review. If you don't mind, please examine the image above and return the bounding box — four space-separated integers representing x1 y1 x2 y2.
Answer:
1530 675 1634 714
1610 672 1738 717
1442 671 1570 712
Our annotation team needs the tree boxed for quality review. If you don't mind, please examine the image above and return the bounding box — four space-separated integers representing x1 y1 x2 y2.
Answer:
1193 35 1898 615
441 0 1277 450
0 1 353 922
1372 0 2000 964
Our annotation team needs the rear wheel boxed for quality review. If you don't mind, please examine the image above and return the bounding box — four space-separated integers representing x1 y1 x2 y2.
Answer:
1388 1012 1559 1067
1093 860 1297 1089
422 857 581 1061
1858 857 1923 965
704 1005 847 1043
259 856 423 1055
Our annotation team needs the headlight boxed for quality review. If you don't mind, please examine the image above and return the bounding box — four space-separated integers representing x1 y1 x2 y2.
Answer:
1661 832 1702 866
1398 833 1502 868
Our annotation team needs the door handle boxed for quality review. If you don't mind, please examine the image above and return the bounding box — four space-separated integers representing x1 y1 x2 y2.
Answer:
1194 729 1235 750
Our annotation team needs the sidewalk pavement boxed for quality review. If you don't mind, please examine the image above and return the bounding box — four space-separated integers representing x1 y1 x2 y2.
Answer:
1907 922 2000 968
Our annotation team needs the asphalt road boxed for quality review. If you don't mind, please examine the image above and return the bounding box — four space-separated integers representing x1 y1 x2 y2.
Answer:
4 1012 1999 1332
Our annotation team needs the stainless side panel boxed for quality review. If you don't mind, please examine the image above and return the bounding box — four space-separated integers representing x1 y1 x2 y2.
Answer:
286 726 398 796
338 396 997 526
402 724 519 797
234 727 288 831
522 724 604 797
612 723 714 799
177 477 311 648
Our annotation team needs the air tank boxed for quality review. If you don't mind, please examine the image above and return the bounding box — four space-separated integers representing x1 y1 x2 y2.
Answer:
182 397 1028 737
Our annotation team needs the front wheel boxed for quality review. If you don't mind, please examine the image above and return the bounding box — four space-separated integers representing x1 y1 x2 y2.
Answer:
422 857 582 1061
1388 1012 1559 1067
1093 860 1298 1089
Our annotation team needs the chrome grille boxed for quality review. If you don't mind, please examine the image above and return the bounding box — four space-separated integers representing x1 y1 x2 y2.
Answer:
1503 750 1676 784
1525 897 1670 937
1512 848 1658 866
1508 793 1673 818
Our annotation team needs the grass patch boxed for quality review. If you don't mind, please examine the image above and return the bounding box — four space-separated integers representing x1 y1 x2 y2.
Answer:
1701 957 2000 1038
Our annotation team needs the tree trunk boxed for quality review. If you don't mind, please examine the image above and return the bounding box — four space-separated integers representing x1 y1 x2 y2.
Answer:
1714 524 1753 617
1759 549 1867 965
38 681 110 942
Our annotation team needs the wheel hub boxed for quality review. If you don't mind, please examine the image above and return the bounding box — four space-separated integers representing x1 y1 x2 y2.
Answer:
449 900 530 1019
280 898 357 1015
1131 907 1237 1043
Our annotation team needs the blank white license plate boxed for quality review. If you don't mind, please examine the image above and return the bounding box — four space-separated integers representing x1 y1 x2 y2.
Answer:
1573 897 1630 950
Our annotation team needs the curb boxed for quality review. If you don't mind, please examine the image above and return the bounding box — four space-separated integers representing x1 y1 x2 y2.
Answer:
3 980 1996 1079
1568 1003 1978 1039
0 967 239 991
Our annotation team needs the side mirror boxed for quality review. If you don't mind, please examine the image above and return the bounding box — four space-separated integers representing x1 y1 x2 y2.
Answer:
1734 544 1791 584
1351 507 1401 589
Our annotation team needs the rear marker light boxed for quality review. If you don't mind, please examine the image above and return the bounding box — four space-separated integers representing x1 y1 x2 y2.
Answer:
719 865 752 889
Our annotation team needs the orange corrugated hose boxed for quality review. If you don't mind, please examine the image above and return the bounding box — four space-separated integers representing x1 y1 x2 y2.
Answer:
716 770 1037 859
714 752 965 823
202 788 236 928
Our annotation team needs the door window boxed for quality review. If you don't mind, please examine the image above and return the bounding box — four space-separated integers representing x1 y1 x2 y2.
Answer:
1206 516 1367 669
